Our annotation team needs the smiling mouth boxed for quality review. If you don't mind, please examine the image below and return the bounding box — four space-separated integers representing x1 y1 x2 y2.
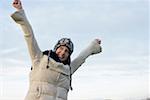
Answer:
59 56 64 60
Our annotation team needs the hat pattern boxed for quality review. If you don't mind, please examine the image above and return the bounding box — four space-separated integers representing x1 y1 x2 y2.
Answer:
54 38 74 55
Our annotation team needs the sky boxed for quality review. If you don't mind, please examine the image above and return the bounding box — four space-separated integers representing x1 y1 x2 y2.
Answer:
0 0 149 100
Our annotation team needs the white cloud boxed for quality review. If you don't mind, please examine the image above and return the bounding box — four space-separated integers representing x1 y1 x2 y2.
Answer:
1 0 149 100
0 48 21 55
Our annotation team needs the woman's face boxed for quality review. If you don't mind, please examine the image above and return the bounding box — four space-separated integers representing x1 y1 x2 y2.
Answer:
56 46 70 62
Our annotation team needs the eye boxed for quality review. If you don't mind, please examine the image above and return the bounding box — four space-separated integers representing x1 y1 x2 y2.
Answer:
65 48 69 54
58 46 69 54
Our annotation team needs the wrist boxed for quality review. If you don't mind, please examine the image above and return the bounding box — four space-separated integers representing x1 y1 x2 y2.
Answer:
16 7 23 11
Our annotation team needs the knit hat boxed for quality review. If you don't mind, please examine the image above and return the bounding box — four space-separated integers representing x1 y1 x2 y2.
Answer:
54 38 74 55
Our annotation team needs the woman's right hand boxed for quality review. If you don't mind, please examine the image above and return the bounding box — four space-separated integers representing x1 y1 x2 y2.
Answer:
12 0 23 10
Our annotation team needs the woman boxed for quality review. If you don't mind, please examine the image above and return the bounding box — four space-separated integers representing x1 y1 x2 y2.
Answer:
11 0 102 100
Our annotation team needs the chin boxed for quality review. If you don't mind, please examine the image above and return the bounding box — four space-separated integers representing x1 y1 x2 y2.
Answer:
59 58 65 62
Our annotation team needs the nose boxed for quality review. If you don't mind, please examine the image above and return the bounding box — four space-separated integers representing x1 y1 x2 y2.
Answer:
59 50 65 57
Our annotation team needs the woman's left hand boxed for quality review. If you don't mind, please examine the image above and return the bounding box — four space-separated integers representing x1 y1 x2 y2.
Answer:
95 39 101 44
12 0 23 10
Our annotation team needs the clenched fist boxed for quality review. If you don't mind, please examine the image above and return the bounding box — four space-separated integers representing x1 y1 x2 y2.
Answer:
12 0 23 10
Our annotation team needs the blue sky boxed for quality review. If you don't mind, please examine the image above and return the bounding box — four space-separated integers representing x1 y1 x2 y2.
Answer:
0 0 149 100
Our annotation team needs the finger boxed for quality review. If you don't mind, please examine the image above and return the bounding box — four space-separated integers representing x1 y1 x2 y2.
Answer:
99 39 101 43
96 39 101 44
18 0 22 4
13 0 18 4
13 0 21 4
100 46 102 52
13 2 18 4
13 1 21 6
14 0 19 2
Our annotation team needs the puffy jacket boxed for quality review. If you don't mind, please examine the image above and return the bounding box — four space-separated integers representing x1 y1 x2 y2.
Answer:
11 9 102 100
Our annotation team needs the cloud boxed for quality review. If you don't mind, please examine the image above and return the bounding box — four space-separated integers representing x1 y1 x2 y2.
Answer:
1 0 149 100
0 48 21 55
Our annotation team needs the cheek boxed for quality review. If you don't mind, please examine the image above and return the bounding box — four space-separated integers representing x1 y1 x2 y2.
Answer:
55 51 59 56
64 53 69 58
56 49 61 54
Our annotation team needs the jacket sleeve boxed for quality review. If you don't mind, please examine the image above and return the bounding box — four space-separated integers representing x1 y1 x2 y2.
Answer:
11 9 42 63
70 40 102 74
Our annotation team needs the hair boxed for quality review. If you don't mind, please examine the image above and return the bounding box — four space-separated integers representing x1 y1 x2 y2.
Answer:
43 50 71 65
54 38 74 55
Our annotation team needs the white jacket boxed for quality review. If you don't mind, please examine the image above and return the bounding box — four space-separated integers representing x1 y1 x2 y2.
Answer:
11 10 102 100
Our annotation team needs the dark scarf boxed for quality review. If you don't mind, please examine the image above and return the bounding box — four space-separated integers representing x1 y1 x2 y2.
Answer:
43 50 70 65
43 50 73 90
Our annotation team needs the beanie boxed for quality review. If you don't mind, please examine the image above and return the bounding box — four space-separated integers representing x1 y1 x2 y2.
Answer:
54 38 74 55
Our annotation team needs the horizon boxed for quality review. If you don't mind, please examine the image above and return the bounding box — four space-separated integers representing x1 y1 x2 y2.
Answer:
0 0 149 100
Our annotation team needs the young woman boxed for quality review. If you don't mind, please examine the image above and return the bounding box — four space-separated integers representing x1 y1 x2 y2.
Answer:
11 0 102 100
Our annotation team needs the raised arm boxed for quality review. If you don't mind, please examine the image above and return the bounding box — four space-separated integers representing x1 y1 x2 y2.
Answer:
70 39 102 74
11 0 42 63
